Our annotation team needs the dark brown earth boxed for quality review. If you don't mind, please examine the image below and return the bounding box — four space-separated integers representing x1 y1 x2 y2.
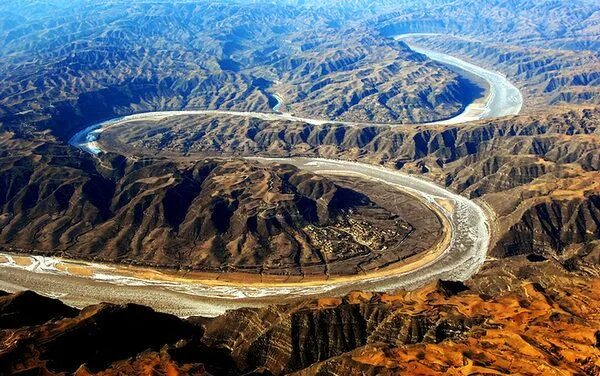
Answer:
100 107 600 275
0 132 442 277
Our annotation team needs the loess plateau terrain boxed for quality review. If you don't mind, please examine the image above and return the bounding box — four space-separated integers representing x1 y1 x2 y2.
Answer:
0 0 600 375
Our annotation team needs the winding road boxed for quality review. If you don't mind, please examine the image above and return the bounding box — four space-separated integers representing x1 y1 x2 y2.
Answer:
0 37 520 317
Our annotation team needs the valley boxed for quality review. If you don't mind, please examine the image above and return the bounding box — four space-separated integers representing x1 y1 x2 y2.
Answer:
0 155 490 317
0 0 599 374
0 40 500 315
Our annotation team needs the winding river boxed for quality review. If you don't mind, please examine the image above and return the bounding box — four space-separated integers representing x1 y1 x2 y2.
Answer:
0 37 521 317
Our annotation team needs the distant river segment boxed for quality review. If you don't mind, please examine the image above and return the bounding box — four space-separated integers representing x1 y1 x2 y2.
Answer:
68 35 523 156
395 34 523 123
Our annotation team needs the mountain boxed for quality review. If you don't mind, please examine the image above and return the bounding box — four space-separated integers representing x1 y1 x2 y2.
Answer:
0 132 443 277
100 107 600 274
1 275 599 375
400 34 600 109
0 0 600 374
0 1 473 140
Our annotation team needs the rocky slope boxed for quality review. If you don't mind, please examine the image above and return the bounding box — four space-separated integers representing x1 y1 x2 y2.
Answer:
273 34 477 124
0 1 472 140
0 132 439 276
0 291 207 375
205 278 600 375
401 35 600 109
1 271 599 375
375 0 600 52
103 107 600 273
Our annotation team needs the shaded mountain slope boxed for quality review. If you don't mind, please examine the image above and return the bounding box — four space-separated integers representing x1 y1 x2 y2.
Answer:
102 107 600 273
1 273 599 375
0 132 435 276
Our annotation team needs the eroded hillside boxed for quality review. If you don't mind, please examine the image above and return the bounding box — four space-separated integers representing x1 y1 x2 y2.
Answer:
0 132 443 277
0 2 472 139
1 274 598 375
100 107 600 275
